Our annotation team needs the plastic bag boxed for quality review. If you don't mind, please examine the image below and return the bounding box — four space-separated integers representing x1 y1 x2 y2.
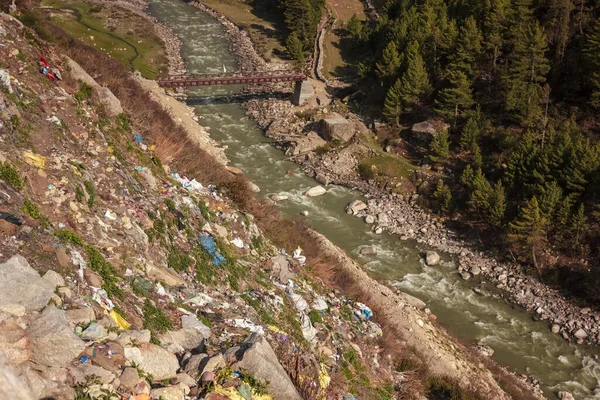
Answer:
23 152 46 169
109 309 131 330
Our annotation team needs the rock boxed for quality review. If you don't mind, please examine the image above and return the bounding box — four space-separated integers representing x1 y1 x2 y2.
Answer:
124 343 179 380
248 181 260 192
300 210 309 216
80 323 107 340
151 386 184 400
581 307 591 315
378 213 389 225
270 194 289 202
84 270 103 287
183 353 207 380
116 330 151 346
66 308 96 326
411 120 450 142
318 114 355 142
199 353 225 376
574 329 588 340
551 324 560 334
81 341 125 373
293 132 327 155
148 265 187 287
138 167 157 190
0 255 55 311
43 271 65 289
364 215 375 224
305 185 327 197
0 353 33 400
0 320 30 364
399 292 427 310
0 304 25 317
212 223 228 238
226 166 244 175
268 255 294 283
460 271 471 280
346 200 367 215
475 343 495 357
424 251 440 266
359 245 377 256
158 328 205 353
181 314 211 338
314 171 330 186
119 367 140 391
27 306 86 367
55 248 70 267
470 266 481 276
231 334 302 400
558 391 575 400
174 373 196 388
69 364 114 385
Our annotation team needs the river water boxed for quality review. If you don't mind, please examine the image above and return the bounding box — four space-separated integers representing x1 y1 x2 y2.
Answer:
146 1 600 398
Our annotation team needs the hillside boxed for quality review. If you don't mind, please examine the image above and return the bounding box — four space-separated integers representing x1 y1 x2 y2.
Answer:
0 6 544 400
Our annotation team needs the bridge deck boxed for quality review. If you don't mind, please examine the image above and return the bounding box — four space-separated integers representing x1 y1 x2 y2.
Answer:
157 70 307 87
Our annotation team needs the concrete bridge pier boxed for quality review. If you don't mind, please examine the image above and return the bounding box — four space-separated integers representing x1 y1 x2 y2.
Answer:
292 80 314 106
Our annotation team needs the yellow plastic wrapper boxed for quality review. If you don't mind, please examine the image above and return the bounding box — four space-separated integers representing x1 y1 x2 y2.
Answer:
71 164 82 176
107 146 114 153
267 325 287 335
149 145 156 151
319 363 331 390
23 152 46 169
109 309 131 330
212 385 273 400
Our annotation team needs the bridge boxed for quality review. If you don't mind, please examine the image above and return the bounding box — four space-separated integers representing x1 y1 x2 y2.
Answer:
157 70 307 88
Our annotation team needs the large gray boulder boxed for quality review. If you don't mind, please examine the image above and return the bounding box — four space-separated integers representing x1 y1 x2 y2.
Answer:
230 334 302 400
399 292 427 310
411 120 450 142
318 113 355 142
269 255 294 283
124 343 179 380
0 320 29 364
305 185 327 197
346 200 367 215
157 328 205 354
0 354 33 400
27 306 86 367
424 251 441 266
0 255 55 311
293 132 327 155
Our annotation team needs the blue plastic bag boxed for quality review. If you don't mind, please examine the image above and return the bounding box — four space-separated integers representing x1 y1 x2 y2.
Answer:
200 234 226 266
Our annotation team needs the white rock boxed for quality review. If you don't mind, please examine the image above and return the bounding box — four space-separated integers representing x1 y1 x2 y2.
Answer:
0 255 55 311
574 329 587 340
424 251 440 266
305 185 327 197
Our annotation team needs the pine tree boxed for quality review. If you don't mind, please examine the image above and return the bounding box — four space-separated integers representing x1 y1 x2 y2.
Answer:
376 41 402 80
346 14 364 41
503 22 550 126
509 196 548 269
397 40 431 110
472 144 483 169
469 168 493 213
570 203 587 248
434 180 452 212
447 16 483 77
461 164 475 188
429 131 450 162
488 181 507 227
383 78 403 127
545 0 573 60
484 0 510 71
460 117 480 150
583 19 600 108
286 32 305 65
537 180 563 218
435 70 475 124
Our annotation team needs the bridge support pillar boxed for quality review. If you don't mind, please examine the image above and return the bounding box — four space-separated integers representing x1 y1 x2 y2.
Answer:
292 80 314 106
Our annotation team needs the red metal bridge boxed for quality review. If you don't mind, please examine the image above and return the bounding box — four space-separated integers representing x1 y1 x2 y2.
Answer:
157 70 307 88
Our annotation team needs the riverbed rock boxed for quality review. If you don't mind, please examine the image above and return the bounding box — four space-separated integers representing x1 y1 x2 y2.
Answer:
558 392 575 400
229 333 302 400
294 132 327 155
346 200 367 215
470 266 481 276
411 120 449 142
475 343 494 357
364 215 375 224
27 306 86 367
574 329 587 339
124 343 180 380
551 324 561 334
318 114 355 142
359 246 377 256
0 255 55 311
225 166 243 175
151 386 185 400
424 251 440 266
460 271 471 280
399 292 427 310
270 194 289 202
305 185 327 197
580 307 591 315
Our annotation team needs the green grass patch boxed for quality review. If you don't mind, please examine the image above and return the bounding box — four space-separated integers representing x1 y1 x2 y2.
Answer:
0 162 24 191
21 199 50 226
309 309 323 324
83 180 96 208
167 247 193 272
85 245 123 299
55 229 85 246
358 155 414 180
242 293 276 326
427 376 475 400
142 299 173 333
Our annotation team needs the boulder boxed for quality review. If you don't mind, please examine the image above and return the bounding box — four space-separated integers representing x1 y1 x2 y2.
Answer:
460 271 471 280
226 166 244 176
359 246 377 256
551 324 561 334
183 353 208 380
270 194 289 202
268 255 294 283
231 334 302 400
43 270 65 287
80 323 107 341
116 330 151 346
470 266 481 276
475 343 495 357
151 386 184 400
199 353 225 377
158 328 205 353
399 292 427 310
0 353 33 400
574 329 587 340
305 185 327 197
124 343 179 380
69 364 114 385
424 251 440 266
81 341 125 373
346 200 367 215
66 307 96 326
293 132 327 155
27 306 86 367
411 120 449 142
181 314 211 339
558 392 575 400
318 114 355 142
119 367 140 391
0 255 55 311
147 265 187 287
364 215 375 224
0 320 29 364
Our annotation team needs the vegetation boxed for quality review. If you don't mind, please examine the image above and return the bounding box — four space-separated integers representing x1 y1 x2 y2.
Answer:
282 0 324 64
0 162 24 191
142 299 173 333
342 0 600 302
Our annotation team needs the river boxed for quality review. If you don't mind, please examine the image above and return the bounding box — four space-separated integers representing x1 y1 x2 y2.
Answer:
145 0 600 398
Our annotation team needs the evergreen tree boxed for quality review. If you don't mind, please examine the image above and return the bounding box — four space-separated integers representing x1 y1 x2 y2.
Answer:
570 203 587 248
545 0 573 60
460 117 481 150
583 19 600 108
346 14 364 41
447 16 483 77
503 22 550 126
472 144 483 169
383 78 403 126
397 40 431 109
537 180 563 218
484 0 510 71
434 180 452 212
488 181 507 227
286 32 305 65
509 196 548 269
429 131 450 162
461 164 475 188
435 70 475 124
376 41 402 80
469 168 493 214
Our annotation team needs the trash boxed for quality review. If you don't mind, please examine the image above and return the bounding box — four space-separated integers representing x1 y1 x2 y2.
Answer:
58 223 66 228
133 133 143 143
231 238 244 248
237 383 253 400
0 69 14 93
293 247 306 266
91 288 114 311
300 313 317 343
355 302 372 321
149 144 156 151
79 356 90 364
23 152 46 169
319 363 330 390
80 323 106 340
46 115 61 125
184 293 214 307
104 210 117 220
288 292 308 312
155 282 167 296
0 212 22 226
200 234 226 266
134 165 144 172
108 309 131 330
231 318 264 334
172 172 203 192
312 298 328 311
